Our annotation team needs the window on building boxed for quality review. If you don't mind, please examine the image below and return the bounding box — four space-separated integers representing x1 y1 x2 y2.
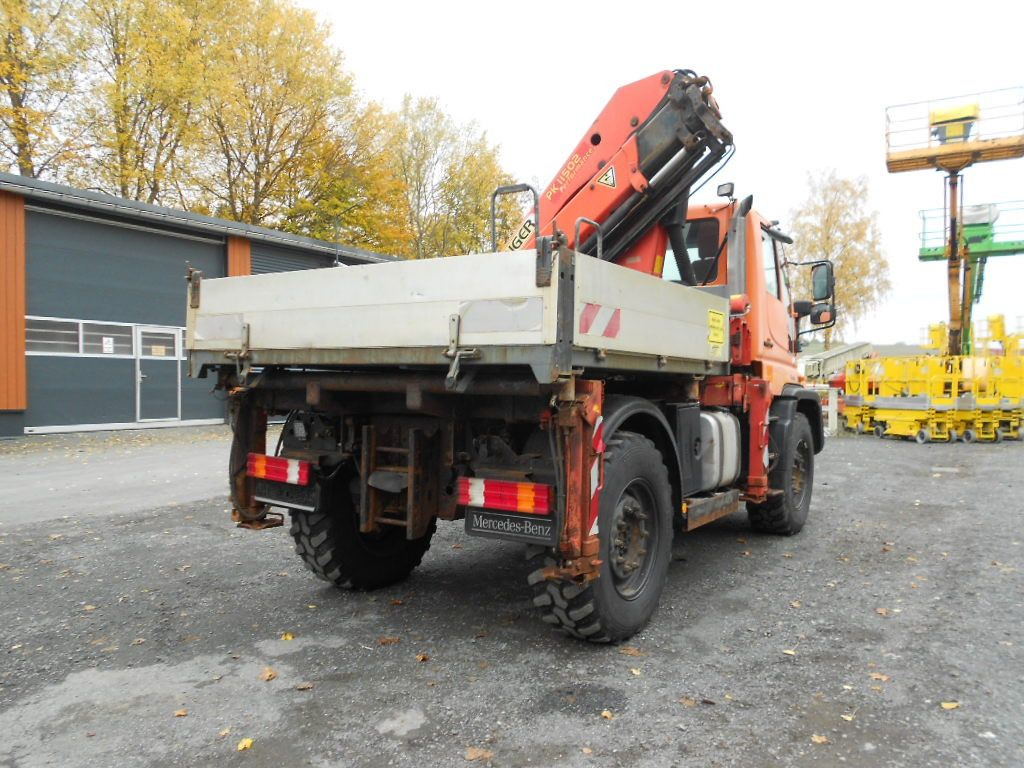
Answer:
83 323 134 355
25 318 80 354
140 330 178 359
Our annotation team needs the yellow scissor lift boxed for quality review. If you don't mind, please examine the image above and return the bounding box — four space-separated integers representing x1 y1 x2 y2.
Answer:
844 317 1023 443
845 88 1024 443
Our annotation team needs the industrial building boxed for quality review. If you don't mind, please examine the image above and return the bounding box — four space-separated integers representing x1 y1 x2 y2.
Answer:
0 173 388 437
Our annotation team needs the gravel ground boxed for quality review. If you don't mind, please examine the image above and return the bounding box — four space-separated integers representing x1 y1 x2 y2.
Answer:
0 428 1021 767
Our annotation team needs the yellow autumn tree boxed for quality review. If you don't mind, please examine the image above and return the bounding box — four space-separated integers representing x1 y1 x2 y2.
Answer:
75 0 227 203
389 95 515 259
0 0 83 177
195 0 352 226
281 102 410 254
788 170 890 347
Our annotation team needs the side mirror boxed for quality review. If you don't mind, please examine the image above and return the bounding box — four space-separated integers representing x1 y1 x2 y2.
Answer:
717 182 734 198
810 302 835 325
811 262 834 302
792 300 813 319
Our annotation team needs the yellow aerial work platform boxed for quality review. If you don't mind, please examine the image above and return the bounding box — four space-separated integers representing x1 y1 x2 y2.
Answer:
886 88 1024 173
844 316 1023 443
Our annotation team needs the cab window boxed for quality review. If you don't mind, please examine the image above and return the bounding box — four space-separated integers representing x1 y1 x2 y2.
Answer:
662 218 721 283
762 230 779 298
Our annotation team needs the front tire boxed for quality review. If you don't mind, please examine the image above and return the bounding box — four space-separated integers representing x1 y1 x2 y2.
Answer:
290 473 434 590
528 431 672 643
748 413 814 536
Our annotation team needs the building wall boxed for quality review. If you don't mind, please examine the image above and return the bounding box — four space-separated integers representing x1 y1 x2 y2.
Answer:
251 241 333 273
12 209 228 434
1 190 346 438
0 192 27 412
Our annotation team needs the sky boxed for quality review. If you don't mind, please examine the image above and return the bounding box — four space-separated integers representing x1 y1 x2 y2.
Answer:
300 0 1022 345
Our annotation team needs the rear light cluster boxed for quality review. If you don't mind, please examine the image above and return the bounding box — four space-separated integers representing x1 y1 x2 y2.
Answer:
247 453 312 486
457 477 553 515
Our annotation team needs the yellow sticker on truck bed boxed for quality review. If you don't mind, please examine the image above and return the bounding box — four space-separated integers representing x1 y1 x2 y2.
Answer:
707 310 726 345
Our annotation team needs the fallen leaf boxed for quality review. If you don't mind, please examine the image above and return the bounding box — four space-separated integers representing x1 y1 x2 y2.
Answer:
130 638 145 646
680 696 697 708
783 649 797 656
307 604 317 609
940 701 961 710
739 550 752 557
782 552 794 559
600 710 614 720
465 746 494 761
236 738 254 751
295 681 315 691
379 636 400 646
869 672 891 682
281 632 294 641
416 653 430 663
876 607 891 617
629 667 641 677
390 598 404 606
619 645 645 657
259 667 277 682
840 714 855 722
789 600 802 608
811 733 829 745
83 605 96 612
870 685 883 692
218 728 231 738
174 709 188 717
701 698 716 706
581 746 593 755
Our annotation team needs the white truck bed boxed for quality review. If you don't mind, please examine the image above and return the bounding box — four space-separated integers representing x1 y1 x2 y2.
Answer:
187 249 729 383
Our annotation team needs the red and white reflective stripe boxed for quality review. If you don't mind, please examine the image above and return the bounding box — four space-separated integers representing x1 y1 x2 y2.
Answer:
456 477 553 515
579 303 621 338
588 415 605 536
246 453 312 486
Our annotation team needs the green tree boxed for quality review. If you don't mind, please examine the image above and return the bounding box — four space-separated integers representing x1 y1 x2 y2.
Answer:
0 0 82 177
788 170 890 348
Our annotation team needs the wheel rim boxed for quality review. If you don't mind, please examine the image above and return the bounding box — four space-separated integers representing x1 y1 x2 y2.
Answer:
791 437 811 510
609 479 657 600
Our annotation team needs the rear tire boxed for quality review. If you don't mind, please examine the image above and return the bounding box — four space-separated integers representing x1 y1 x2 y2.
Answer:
290 473 434 590
528 431 672 643
748 413 814 536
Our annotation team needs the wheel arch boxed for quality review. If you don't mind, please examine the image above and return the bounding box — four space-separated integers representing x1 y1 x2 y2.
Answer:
602 395 682 512
779 385 825 454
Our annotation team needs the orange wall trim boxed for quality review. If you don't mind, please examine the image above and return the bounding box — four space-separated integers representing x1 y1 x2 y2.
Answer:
0 191 27 411
227 236 252 276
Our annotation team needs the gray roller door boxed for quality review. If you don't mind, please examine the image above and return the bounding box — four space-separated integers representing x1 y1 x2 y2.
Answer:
251 242 333 273
24 209 227 430
26 210 225 323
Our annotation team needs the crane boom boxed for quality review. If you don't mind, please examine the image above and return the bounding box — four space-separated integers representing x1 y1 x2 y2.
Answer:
509 69 733 281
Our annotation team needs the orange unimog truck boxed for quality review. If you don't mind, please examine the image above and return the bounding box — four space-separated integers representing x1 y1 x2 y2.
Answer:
186 69 837 642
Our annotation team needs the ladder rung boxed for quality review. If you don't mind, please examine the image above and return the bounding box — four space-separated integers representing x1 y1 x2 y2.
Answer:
375 464 411 474
375 517 409 527
376 446 409 454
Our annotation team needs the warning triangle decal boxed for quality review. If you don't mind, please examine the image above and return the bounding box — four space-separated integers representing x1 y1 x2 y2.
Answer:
597 166 617 189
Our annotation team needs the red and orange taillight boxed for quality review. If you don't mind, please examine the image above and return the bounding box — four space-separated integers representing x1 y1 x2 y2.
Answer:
246 453 312 486
456 477 553 515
